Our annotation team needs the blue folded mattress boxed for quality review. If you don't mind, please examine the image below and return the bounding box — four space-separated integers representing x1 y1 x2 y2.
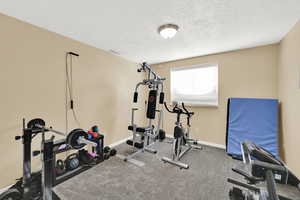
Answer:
226 98 279 158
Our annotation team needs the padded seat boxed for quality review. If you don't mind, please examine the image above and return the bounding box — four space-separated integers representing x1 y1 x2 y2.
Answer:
128 125 146 132
126 140 144 149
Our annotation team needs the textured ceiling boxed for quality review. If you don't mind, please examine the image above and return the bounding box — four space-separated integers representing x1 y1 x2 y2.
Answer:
1 0 300 64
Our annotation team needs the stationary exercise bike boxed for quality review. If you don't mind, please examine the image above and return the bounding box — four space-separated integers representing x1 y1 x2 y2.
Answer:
162 102 202 169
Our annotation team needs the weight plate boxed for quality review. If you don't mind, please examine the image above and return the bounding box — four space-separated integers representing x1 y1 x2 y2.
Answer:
27 118 45 132
66 129 87 149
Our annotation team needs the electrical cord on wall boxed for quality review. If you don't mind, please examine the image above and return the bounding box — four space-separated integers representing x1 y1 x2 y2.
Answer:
65 52 81 133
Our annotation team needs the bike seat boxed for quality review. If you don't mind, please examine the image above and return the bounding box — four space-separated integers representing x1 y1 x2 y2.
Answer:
174 126 184 138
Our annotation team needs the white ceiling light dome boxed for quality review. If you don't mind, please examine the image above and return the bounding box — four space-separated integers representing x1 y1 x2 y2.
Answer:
158 24 179 39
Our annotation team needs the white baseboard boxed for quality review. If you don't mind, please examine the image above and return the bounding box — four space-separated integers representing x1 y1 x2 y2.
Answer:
196 140 226 149
109 136 132 148
166 134 225 149
0 185 12 195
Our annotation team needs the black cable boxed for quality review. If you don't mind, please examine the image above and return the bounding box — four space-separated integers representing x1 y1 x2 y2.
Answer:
69 54 80 126
66 54 73 100
65 52 81 131
65 53 69 133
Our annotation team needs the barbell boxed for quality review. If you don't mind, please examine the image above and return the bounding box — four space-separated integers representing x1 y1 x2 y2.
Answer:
27 118 97 149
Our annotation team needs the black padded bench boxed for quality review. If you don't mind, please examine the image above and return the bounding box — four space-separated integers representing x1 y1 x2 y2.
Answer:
128 126 147 133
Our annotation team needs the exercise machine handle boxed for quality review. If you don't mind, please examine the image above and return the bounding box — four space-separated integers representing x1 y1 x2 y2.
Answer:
227 178 260 193
33 150 41 157
159 92 164 104
164 102 183 114
133 92 138 103
232 168 263 184
68 52 79 57
15 136 22 140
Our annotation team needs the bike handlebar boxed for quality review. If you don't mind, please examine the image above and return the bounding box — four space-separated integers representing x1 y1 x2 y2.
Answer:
163 102 181 113
164 102 173 113
181 103 194 116
164 102 194 116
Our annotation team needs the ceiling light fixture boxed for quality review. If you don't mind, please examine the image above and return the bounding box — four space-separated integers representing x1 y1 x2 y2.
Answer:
158 24 179 39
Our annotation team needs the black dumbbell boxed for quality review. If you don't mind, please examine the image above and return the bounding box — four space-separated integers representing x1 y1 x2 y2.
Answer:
110 149 117 157
103 153 110 160
103 146 111 154
103 146 117 159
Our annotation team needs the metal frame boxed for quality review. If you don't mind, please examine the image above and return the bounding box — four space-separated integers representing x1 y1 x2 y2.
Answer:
228 169 280 200
228 142 288 200
12 119 53 200
3 119 101 200
21 119 34 199
39 124 99 200
123 101 164 166
121 62 165 166
161 103 202 169
42 137 55 200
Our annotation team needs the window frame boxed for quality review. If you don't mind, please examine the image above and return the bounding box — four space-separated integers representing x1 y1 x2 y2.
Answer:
170 63 219 107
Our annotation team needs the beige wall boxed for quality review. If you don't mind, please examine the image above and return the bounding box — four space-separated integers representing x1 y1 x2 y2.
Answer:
2 10 298 188
0 13 146 187
278 21 300 177
153 45 278 146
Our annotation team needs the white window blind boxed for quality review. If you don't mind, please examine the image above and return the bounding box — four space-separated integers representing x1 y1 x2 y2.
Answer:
170 64 218 107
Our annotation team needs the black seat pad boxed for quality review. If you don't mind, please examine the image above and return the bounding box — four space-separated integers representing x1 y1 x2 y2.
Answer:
128 126 146 132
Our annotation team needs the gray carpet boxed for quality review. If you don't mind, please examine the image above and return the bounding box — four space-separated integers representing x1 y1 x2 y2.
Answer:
54 140 239 200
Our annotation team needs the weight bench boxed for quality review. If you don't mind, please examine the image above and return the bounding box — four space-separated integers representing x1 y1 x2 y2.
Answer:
228 141 300 200
241 141 300 187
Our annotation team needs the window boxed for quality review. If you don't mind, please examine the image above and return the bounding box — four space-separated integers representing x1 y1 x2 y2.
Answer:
170 63 218 107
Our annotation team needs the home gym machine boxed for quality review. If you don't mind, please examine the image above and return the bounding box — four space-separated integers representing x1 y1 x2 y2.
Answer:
162 102 202 169
0 118 111 200
228 141 300 200
119 62 166 166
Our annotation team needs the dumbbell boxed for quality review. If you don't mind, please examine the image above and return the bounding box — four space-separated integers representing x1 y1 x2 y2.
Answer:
55 160 65 176
65 154 80 171
103 146 110 160
103 146 117 160
110 149 117 156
